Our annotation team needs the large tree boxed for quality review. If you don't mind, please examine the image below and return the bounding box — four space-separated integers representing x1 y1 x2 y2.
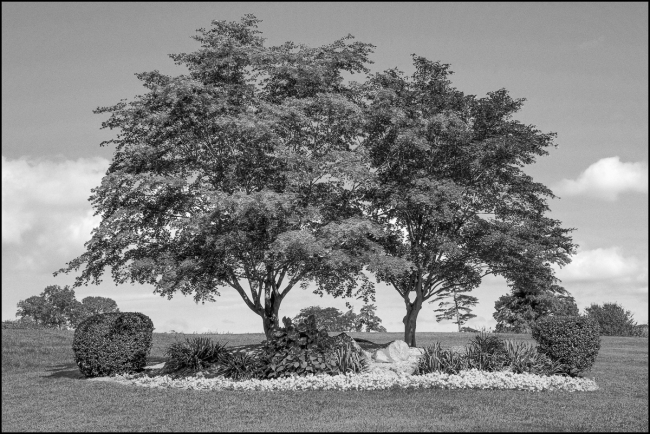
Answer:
493 283 579 333
80 296 120 316
55 15 384 338
362 56 577 346
353 303 387 332
16 295 49 326
585 302 638 336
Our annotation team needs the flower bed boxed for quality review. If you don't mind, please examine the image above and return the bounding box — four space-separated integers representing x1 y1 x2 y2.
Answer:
108 369 598 392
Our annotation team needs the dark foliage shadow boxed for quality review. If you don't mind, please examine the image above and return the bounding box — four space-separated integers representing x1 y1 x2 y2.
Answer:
41 356 170 380
42 363 85 380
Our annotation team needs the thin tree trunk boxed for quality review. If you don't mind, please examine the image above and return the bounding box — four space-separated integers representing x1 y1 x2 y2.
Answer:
403 300 422 347
261 284 281 339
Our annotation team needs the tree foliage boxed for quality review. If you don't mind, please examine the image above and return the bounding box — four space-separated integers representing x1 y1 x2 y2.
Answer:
584 302 638 336
292 304 386 332
431 287 478 332
53 15 577 341
54 15 384 338
15 285 119 329
80 296 120 316
361 56 577 346
354 303 387 332
293 306 355 332
493 284 579 333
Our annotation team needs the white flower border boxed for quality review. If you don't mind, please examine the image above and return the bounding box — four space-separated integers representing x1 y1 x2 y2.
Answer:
108 369 598 392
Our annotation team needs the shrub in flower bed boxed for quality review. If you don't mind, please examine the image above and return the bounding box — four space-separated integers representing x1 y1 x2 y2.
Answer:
414 333 568 377
260 315 339 378
158 315 368 380
111 369 599 393
532 315 601 377
163 337 231 377
464 331 509 371
210 351 268 380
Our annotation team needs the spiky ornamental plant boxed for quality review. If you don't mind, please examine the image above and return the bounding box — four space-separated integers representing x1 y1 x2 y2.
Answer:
54 15 386 338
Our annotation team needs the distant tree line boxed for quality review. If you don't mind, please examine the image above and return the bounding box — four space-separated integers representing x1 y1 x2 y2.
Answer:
13 285 119 330
584 302 647 337
493 286 646 337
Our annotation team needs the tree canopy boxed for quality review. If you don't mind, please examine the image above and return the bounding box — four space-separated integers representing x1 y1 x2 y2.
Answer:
15 285 119 329
361 56 577 346
54 15 385 337
493 284 579 333
54 16 577 342
431 286 478 332
584 302 638 336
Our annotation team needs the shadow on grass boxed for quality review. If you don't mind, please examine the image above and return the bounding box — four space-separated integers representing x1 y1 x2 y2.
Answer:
40 356 170 380
42 363 85 379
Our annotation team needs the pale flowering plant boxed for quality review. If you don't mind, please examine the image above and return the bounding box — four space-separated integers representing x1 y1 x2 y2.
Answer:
112 369 599 393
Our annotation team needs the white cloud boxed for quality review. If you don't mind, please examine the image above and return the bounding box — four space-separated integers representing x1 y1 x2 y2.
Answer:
553 156 648 201
553 246 648 324
556 246 648 284
2 155 109 244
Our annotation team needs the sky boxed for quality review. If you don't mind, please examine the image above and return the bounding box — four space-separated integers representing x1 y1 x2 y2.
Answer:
2 2 648 334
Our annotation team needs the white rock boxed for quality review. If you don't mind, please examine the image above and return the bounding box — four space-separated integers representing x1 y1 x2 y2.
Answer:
372 340 411 363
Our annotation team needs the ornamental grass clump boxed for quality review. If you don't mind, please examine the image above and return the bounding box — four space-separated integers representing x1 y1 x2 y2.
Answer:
414 333 569 377
414 342 467 375
501 339 567 376
211 351 268 380
464 331 509 372
331 341 369 374
163 337 230 377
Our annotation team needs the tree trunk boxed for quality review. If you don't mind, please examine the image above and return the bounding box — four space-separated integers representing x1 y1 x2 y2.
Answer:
262 313 278 339
261 285 281 339
403 300 422 347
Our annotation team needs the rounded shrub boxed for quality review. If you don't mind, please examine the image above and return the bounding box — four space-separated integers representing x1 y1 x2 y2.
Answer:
72 312 154 378
532 315 600 376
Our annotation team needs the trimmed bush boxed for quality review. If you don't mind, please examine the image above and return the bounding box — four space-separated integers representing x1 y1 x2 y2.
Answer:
72 312 154 378
532 315 600 376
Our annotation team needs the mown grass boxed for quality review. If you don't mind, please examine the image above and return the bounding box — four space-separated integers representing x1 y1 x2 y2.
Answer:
2 329 647 431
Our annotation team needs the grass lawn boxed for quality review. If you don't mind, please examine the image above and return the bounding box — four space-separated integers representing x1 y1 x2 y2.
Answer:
2 329 647 431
